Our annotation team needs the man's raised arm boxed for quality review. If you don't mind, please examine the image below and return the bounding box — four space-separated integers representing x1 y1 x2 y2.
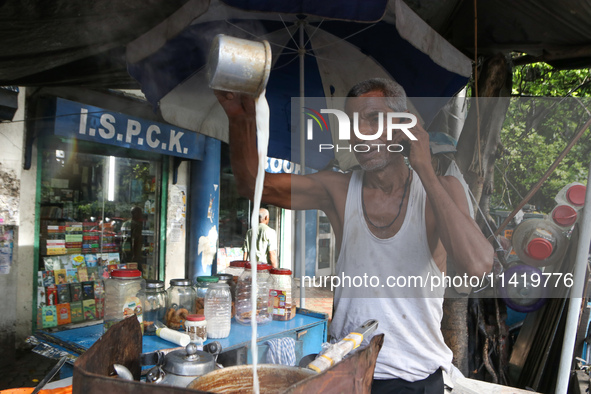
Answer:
403 121 494 277
214 91 339 212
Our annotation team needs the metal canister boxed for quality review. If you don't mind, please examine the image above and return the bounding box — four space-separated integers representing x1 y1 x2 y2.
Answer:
146 343 215 387
207 34 272 97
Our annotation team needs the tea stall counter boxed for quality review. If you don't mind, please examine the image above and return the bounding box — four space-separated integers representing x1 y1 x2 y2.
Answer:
35 308 328 374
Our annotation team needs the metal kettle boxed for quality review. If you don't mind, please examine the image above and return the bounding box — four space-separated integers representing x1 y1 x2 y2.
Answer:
146 343 217 387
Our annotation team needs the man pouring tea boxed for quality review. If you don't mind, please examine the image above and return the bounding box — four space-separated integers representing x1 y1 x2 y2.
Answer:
214 78 493 393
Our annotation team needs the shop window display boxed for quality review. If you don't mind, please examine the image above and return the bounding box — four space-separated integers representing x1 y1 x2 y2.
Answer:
37 149 161 329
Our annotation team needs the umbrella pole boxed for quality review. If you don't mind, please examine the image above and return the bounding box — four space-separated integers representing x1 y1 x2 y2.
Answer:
555 158 591 394
299 22 306 308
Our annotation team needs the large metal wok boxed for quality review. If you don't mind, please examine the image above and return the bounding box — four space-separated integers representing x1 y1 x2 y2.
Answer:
187 364 316 393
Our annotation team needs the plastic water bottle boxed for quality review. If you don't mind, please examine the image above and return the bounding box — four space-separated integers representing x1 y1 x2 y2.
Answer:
204 283 232 339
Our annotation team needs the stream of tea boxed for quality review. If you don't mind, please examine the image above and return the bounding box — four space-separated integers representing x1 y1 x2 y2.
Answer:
249 90 270 394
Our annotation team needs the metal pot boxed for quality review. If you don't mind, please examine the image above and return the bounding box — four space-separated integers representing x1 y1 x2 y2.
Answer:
188 364 316 393
207 34 272 97
146 343 216 387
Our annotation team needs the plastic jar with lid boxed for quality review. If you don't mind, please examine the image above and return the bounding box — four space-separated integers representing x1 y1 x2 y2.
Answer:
185 314 207 345
550 204 579 229
204 283 232 338
512 218 568 267
195 276 219 315
235 263 275 326
555 182 587 209
104 269 146 334
269 268 297 321
216 273 236 317
223 261 247 284
165 279 196 331
143 280 167 335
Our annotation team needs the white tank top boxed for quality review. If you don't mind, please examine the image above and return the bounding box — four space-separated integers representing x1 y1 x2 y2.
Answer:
328 170 453 381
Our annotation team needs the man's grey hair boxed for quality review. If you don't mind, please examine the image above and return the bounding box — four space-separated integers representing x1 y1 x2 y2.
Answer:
259 208 269 222
346 78 407 112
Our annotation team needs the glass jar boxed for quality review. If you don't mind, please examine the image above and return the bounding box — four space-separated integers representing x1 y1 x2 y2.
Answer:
195 276 219 315
104 269 146 334
165 279 196 331
216 273 236 317
185 314 208 345
223 261 247 284
269 268 297 321
204 283 232 338
143 280 166 335
235 263 274 326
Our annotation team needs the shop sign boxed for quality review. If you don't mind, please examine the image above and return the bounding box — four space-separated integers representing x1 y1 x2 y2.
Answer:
266 158 301 174
53 98 204 160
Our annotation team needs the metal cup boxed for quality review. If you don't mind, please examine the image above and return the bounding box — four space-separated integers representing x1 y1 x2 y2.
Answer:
207 34 272 97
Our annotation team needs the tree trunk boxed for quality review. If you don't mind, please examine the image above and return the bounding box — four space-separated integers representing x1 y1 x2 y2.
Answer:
477 94 511 231
442 297 469 375
442 54 512 378
456 53 512 220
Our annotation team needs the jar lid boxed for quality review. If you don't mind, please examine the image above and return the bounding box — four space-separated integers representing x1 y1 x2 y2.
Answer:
196 276 219 283
527 238 554 260
566 184 586 206
552 205 577 226
146 280 165 289
170 278 192 286
270 268 292 275
186 314 205 322
245 263 271 270
216 273 233 282
111 269 141 278
207 282 229 289
230 260 247 268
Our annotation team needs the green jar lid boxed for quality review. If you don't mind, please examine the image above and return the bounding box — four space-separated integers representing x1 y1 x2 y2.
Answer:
196 276 219 283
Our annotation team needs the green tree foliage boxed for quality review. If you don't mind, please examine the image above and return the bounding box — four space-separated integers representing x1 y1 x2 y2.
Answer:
492 62 591 212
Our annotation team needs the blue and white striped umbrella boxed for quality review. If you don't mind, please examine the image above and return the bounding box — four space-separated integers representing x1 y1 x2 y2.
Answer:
127 0 471 170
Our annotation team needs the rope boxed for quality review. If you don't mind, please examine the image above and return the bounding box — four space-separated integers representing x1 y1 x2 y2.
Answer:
473 0 482 175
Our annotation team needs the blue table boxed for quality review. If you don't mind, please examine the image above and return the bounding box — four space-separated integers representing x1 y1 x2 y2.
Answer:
35 308 327 375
